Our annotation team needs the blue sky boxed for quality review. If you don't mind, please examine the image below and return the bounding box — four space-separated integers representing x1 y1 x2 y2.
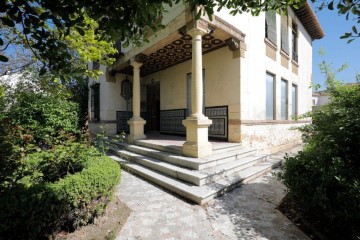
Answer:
311 2 360 90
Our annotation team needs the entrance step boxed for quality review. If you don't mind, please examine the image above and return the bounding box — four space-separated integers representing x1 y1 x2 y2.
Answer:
109 146 266 186
107 139 280 205
110 155 275 205
112 141 257 170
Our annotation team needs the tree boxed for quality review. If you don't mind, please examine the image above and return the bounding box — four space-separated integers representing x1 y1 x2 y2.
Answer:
311 0 360 42
0 0 307 79
278 59 360 239
1 0 358 80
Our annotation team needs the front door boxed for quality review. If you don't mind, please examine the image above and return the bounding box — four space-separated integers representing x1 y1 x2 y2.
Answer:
146 83 160 131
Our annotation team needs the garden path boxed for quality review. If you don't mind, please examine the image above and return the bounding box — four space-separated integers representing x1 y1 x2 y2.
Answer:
115 145 308 240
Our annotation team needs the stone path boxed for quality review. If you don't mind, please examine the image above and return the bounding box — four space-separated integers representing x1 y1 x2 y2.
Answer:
116 145 308 240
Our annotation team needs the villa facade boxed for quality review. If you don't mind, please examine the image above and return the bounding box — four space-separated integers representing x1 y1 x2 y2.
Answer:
88 1 324 157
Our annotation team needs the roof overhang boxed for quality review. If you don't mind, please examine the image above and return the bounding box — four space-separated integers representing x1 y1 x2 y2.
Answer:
292 1 325 40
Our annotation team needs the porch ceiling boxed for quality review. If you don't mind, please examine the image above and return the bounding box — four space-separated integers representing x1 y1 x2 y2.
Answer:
119 29 230 77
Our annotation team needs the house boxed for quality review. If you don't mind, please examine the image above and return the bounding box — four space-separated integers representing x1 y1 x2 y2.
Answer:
312 90 329 109
88 1 324 157
312 82 360 110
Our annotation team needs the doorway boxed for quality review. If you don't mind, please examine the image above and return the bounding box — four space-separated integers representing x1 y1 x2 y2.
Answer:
146 82 160 131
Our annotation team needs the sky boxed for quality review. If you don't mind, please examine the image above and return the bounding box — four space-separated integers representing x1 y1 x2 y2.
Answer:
310 2 360 90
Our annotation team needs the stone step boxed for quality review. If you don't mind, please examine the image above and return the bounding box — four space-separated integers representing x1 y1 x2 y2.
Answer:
109 146 266 186
135 139 183 155
112 141 257 170
110 155 276 205
134 139 245 155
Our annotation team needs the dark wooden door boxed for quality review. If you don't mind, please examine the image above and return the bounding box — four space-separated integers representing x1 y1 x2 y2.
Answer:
146 83 160 131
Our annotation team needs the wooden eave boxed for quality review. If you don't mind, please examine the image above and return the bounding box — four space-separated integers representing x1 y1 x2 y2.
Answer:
293 1 325 40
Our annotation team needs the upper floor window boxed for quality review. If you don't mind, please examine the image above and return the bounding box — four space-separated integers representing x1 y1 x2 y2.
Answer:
265 11 277 46
281 15 289 55
292 22 298 62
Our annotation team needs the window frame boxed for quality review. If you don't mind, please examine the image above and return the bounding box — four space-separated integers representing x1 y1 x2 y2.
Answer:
90 83 100 121
280 78 288 120
291 21 298 62
265 10 277 46
292 84 298 117
266 72 276 120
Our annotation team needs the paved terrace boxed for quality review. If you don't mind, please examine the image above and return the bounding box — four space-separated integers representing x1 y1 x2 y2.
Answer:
115 145 308 240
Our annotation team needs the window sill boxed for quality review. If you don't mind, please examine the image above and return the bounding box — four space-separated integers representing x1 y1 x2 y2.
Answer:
291 59 299 67
264 38 278 51
280 50 290 60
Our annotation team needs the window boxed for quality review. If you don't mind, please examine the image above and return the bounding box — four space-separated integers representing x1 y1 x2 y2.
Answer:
266 73 275 120
292 22 298 62
265 10 277 46
93 61 100 70
281 79 288 120
91 83 100 120
281 15 289 54
187 70 205 116
292 84 298 117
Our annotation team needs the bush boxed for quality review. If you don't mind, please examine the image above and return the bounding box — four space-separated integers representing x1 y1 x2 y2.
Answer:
0 73 121 239
0 150 120 239
279 77 360 239
7 91 80 148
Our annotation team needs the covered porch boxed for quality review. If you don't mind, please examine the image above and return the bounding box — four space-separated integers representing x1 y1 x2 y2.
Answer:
108 8 246 158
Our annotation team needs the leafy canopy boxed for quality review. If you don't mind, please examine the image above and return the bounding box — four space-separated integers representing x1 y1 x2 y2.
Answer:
1 0 359 79
0 0 307 79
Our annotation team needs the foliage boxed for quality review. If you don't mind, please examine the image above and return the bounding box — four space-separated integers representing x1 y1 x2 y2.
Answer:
0 0 312 78
6 88 80 148
0 59 120 239
312 0 360 42
0 151 121 239
278 63 360 239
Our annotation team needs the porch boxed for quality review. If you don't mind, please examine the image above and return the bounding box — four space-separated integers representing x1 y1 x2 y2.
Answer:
105 7 246 158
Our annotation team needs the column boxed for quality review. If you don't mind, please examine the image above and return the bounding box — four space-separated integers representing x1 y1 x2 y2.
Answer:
182 25 212 158
127 61 146 143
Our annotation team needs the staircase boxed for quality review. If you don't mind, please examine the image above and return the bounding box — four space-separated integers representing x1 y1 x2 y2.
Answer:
108 138 281 205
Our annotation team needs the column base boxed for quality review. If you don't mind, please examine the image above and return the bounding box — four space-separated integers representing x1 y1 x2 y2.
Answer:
182 116 212 158
127 118 146 143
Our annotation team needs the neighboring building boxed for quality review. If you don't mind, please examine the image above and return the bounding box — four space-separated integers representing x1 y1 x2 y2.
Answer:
312 90 330 108
88 1 324 156
312 82 360 109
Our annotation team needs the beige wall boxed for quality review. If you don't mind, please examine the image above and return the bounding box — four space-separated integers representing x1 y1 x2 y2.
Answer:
142 46 240 110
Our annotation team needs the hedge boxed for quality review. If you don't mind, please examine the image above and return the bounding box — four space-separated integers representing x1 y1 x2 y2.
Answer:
0 156 121 240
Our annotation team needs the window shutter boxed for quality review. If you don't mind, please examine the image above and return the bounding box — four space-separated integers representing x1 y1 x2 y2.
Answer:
281 15 289 54
265 11 277 46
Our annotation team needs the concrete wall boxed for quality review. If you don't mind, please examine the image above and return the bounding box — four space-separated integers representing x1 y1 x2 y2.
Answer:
241 122 305 153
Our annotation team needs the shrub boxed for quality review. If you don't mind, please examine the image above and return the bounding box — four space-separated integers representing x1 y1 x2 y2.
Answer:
0 151 120 239
7 91 80 148
279 75 360 239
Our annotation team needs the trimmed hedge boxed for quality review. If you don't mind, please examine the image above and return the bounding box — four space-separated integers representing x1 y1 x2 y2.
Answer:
0 156 120 239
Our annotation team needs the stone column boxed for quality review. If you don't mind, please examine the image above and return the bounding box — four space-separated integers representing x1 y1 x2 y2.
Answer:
127 61 146 143
182 24 212 158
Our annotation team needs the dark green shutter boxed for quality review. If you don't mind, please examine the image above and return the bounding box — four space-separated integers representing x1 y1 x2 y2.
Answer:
281 15 289 54
265 10 277 46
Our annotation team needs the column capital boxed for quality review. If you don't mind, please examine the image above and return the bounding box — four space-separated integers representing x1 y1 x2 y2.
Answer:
186 19 209 37
130 61 143 69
